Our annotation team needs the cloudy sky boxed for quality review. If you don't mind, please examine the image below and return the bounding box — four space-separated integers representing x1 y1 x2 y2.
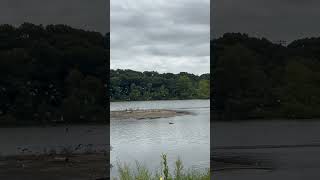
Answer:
111 0 210 75
2 0 319 73
0 0 109 34
212 0 320 43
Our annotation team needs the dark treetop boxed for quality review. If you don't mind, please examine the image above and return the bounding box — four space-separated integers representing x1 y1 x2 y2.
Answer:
0 23 108 125
212 33 320 120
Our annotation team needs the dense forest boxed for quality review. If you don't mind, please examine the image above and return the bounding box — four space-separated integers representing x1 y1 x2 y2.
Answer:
110 69 210 101
4 23 320 123
0 22 209 125
213 33 320 120
0 23 108 125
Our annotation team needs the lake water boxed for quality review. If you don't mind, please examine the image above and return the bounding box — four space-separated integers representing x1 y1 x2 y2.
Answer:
110 99 210 177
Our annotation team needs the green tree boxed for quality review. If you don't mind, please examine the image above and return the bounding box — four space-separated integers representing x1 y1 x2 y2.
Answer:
197 80 210 99
177 75 193 99
280 58 320 118
129 84 141 101
213 44 269 119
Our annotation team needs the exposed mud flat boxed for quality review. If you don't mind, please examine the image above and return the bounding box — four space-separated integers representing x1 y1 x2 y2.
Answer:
212 121 320 180
110 109 192 120
0 154 108 180
211 153 275 172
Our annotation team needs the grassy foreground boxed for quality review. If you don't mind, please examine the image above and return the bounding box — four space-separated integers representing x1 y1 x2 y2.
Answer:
112 154 210 180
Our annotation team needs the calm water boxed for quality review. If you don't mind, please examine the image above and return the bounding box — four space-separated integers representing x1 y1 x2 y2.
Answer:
110 100 210 177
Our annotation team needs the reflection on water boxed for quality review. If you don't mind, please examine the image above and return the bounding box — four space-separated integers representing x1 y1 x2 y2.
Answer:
111 100 210 177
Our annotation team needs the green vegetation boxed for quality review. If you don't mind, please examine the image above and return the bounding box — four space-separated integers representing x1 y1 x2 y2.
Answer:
0 23 108 125
113 154 210 180
0 22 208 125
213 33 320 120
110 69 209 101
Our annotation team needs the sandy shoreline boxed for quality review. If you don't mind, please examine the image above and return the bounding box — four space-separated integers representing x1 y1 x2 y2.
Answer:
110 109 192 120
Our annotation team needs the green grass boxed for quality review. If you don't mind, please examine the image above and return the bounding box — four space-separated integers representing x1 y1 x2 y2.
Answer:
112 154 210 180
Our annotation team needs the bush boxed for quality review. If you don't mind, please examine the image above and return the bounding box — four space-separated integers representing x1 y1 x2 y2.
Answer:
113 154 210 180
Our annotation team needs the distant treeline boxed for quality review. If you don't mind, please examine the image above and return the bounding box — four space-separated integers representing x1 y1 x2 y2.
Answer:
0 23 108 125
213 33 320 120
110 69 210 101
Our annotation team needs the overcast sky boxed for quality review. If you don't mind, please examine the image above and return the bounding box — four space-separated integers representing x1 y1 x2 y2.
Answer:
212 0 320 43
2 1 319 73
111 0 210 75
0 0 109 34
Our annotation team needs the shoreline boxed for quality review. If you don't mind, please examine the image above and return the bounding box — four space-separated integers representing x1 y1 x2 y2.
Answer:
0 123 109 128
0 153 108 179
213 118 320 122
110 98 210 103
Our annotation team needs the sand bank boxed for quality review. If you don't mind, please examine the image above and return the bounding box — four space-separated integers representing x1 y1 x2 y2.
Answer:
110 109 192 120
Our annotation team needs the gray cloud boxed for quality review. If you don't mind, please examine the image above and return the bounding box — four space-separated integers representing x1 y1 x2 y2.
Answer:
111 0 210 75
0 0 109 33
212 0 320 42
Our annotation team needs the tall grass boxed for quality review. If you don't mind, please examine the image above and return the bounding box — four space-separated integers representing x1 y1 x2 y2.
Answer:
112 154 210 180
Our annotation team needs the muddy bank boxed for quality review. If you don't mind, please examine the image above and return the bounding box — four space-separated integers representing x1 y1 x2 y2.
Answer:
212 121 320 180
110 109 192 120
0 154 108 180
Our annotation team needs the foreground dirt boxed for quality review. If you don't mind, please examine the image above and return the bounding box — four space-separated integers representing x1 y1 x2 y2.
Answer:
110 109 191 120
0 154 109 180
212 121 320 180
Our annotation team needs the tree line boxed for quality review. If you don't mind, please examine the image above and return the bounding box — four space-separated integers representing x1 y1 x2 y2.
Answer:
0 22 209 125
0 23 108 125
110 69 209 101
213 33 320 120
